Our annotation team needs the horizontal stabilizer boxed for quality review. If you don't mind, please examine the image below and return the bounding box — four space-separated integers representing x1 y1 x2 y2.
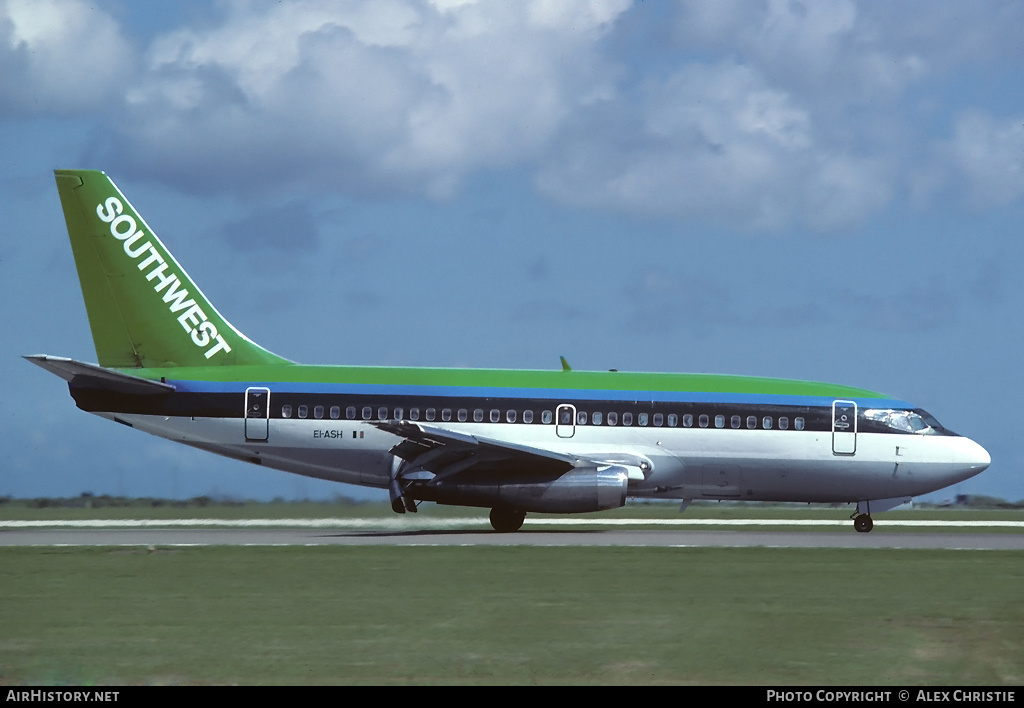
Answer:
24 355 175 395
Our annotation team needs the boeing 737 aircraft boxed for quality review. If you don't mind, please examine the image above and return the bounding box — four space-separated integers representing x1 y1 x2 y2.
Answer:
29 170 990 532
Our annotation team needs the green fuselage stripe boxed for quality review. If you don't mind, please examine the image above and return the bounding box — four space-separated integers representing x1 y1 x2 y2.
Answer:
121 364 894 401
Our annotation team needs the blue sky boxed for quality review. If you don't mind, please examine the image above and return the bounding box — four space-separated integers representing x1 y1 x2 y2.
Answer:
1 0 1021 503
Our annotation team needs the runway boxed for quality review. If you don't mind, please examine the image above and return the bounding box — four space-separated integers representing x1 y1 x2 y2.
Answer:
3 521 1023 549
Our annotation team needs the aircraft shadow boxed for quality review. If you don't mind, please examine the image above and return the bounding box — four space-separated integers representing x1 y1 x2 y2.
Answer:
318 528 604 538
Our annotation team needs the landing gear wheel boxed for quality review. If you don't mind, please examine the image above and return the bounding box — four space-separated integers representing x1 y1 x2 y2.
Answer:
853 514 873 533
489 508 526 533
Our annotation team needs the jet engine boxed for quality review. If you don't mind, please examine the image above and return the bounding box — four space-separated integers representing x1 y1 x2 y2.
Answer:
410 465 630 513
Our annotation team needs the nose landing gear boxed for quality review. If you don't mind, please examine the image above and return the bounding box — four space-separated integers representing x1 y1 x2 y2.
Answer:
852 513 874 533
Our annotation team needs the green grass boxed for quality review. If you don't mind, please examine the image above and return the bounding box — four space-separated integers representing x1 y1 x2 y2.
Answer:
1 546 1022 685
0 500 391 521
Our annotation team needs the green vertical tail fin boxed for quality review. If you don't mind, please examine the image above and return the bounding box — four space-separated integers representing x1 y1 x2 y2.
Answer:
54 169 290 369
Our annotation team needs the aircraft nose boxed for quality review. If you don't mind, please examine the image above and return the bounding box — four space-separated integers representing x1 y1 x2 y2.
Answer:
957 437 990 480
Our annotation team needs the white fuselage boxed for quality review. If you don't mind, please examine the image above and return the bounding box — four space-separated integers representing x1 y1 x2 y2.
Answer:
103 409 990 506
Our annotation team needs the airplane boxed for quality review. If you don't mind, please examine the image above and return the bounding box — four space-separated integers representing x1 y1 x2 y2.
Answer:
28 169 991 533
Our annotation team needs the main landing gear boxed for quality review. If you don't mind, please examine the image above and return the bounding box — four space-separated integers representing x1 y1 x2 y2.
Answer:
489 508 526 533
852 513 874 533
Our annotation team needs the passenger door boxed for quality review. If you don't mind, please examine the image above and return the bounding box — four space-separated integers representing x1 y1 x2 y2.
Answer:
832 400 857 455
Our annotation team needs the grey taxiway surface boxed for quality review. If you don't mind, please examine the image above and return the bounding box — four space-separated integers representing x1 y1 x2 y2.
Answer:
3 526 1023 549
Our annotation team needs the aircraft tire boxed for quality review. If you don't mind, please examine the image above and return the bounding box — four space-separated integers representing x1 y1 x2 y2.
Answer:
853 514 873 533
489 508 526 533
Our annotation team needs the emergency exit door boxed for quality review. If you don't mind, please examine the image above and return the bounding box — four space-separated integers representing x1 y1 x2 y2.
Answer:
556 404 576 438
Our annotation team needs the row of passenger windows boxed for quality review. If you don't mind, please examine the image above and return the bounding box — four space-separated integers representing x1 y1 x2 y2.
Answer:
279 404 804 430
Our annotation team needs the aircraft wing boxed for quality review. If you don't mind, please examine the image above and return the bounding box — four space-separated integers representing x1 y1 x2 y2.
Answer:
370 420 577 481
371 420 649 515
24 355 175 395
371 420 650 481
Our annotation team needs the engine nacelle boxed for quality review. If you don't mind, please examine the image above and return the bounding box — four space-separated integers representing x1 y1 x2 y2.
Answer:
412 465 630 513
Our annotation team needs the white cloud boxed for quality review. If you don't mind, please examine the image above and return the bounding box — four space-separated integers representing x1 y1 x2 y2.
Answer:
670 0 938 117
536 62 893 231
111 0 630 196
12 0 1018 232
0 0 132 115
946 111 1024 208
528 1 1024 231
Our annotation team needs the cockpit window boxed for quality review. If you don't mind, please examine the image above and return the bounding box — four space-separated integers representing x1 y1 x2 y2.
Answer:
862 408 954 436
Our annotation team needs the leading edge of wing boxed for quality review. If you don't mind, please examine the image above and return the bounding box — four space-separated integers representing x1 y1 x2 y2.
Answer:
371 420 577 475
25 355 176 395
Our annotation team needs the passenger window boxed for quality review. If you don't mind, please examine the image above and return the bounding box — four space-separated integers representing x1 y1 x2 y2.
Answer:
474 409 484 422
457 409 467 422
731 415 741 429
506 410 516 423
378 407 388 420
330 406 340 420
426 408 436 421
442 409 452 422
542 410 553 424
698 414 709 428
577 411 587 425
653 413 663 427
682 414 693 428
607 412 618 426
667 413 678 427
346 406 356 419
523 410 534 424
362 406 372 420
491 409 501 423
393 407 403 420
410 408 420 421
314 405 324 419
638 413 649 426
715 415 724 428
281 405 292 419
778 416 789 430
299 405 308 419
795 417 805 430
622 412 633 426
593 412 603 426
747 416 757 429
763 416 772 429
